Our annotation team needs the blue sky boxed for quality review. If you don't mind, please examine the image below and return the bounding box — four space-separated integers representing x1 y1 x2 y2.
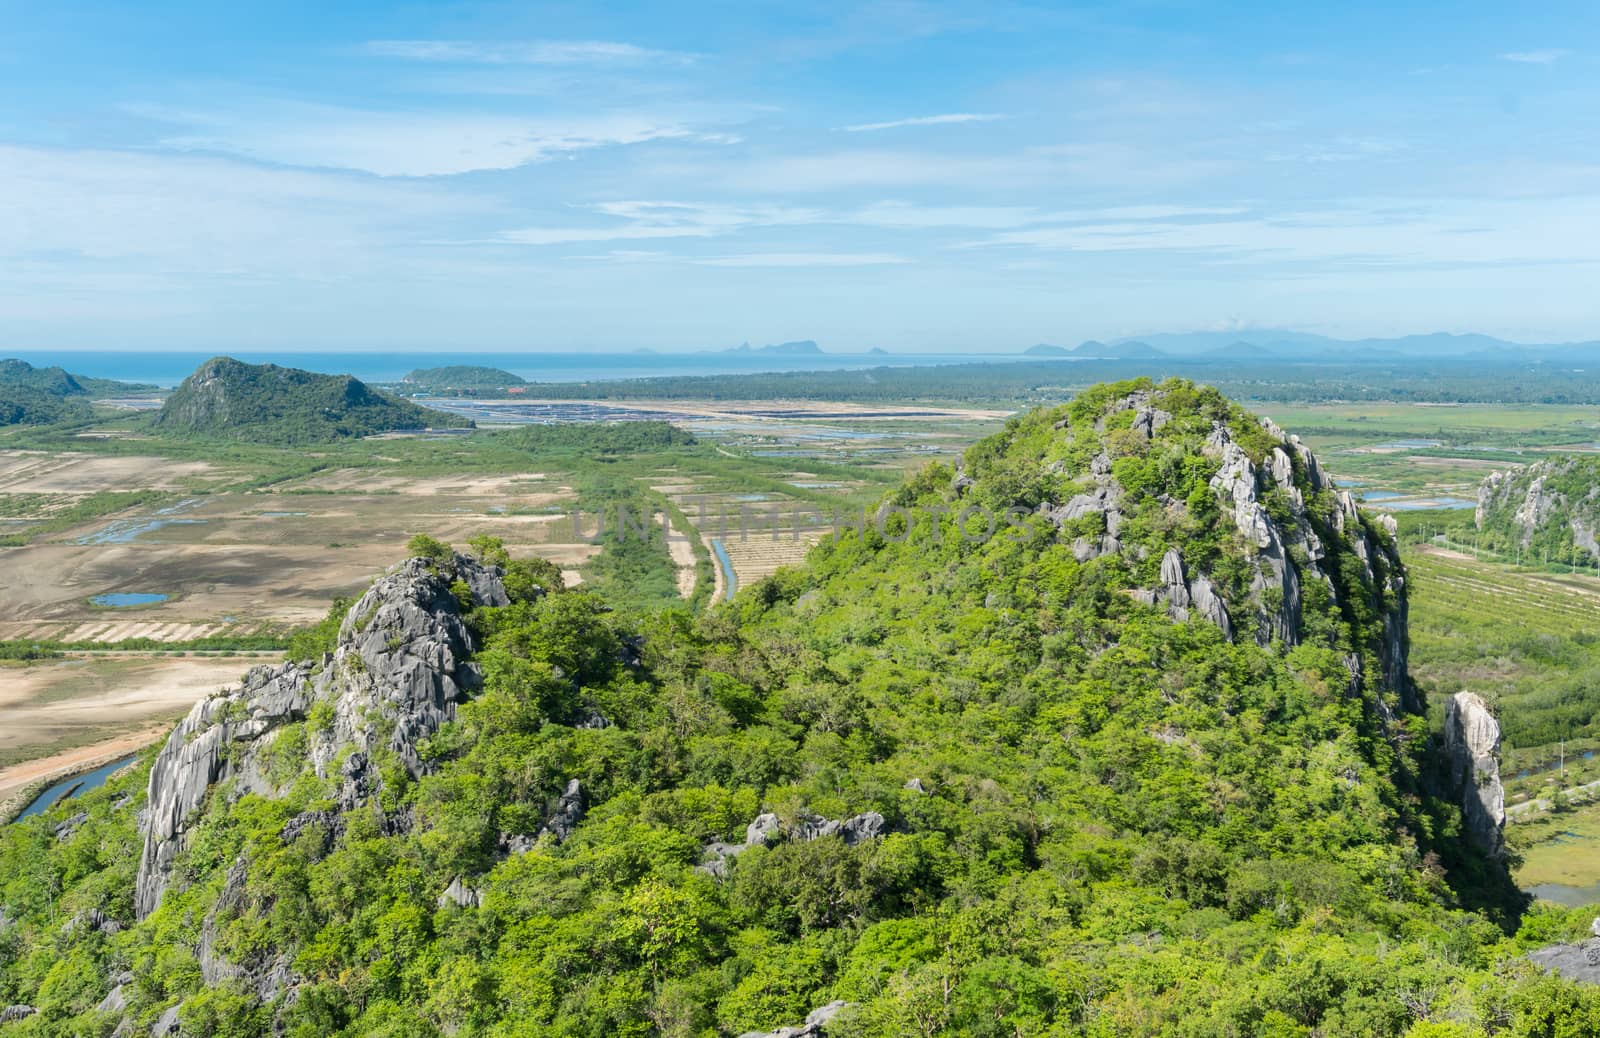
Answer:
2 1 1598 352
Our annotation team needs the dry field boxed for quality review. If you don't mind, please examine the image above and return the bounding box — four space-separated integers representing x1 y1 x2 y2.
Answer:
0 449 229 494
0 656 256 770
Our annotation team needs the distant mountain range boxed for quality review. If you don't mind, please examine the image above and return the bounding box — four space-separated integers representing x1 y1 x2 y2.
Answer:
1025 340 1167 359
1110 329 1600 360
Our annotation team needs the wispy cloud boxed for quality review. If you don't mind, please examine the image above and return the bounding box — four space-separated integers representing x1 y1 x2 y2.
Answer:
147 103 724 177
959 196 1600 270
1499 49 1569 64
490 201 821 245
363 39 695 66
843 113 1006 132
693 252 910 267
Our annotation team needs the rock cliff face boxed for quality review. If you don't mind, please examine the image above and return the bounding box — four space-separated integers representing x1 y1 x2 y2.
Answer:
1444 691 1506 858
1032 387 1413 712
1477 456 1600 564
135 553 510 919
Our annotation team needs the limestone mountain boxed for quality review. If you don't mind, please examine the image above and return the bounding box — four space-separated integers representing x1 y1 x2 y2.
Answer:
150 357 470 443
0 379 1570 1038
1476 455 1600 566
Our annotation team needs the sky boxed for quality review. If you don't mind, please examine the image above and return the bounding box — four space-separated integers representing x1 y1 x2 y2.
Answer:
1 0 1598 353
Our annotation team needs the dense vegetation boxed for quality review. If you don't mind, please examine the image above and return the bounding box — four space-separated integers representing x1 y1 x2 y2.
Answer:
399 366 528 394
149 357 471 444
5 380 1600 1036
0 357 147 426
0 358 151 400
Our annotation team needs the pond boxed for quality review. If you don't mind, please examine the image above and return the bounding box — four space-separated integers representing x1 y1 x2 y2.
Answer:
13 755 140 822
90 592 169 608
1525 881 1600 908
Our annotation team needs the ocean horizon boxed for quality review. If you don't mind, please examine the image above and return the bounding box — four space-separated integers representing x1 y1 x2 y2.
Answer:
2 349 1050 389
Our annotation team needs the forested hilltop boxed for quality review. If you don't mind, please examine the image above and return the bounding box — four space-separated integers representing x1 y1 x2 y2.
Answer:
3 379 1596 1037
0 358 149 427
150 357 470 443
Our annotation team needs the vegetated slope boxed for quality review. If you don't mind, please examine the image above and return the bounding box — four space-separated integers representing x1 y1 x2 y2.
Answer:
0 386 81 426
1476 455 1600 568
0 358 147 426
3 379 1589 1038
150 356 470 443
0 358 155 399
401 366 528 393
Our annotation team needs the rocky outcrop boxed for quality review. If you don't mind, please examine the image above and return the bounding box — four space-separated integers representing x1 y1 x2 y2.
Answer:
539 779 585 842
737 1000 854 1038
135 553 512 919
1477 456 1600 563
438 877 483 909
1030 390 1412 714
698 811 887 878
0 1006 37 1024
1444 691 1506 858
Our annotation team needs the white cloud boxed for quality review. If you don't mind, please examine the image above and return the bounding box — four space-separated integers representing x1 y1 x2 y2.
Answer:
848 201 1040 228
961 196 1600 269
363 40 694 66
488 201 822 245
152 103 718 177
693 252 910 267
843 113 1006 132
1499 49 1569 64
0 144 483 277
1264 138 1407 164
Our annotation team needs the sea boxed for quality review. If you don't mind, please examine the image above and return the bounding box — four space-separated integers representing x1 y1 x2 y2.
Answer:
4 350 1045 389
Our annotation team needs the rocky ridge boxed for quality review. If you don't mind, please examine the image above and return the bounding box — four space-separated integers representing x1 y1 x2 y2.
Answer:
1027 387 1414 713
1477 455 1600 564
135 553 511 919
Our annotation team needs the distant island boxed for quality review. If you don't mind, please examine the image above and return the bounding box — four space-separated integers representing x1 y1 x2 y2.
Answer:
721 340 824 355
151 357 471 443
402 365 528 394
1023 344 1071 356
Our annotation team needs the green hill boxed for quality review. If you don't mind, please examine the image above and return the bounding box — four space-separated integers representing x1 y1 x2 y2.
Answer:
0 358 154 426
1475 455 1600 567
0 358 155 399
402 365 528 393
150 356 471 443
2 378 1591 1037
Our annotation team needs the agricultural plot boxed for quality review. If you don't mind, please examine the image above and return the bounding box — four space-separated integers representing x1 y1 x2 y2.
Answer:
1405 545 1600 800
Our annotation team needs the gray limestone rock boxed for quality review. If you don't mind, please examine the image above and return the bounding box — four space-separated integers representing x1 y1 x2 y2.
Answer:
538 779 585 842
1444 691 1506 858
438 877 483 909
737 1000 855 1038
135 553 511 920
